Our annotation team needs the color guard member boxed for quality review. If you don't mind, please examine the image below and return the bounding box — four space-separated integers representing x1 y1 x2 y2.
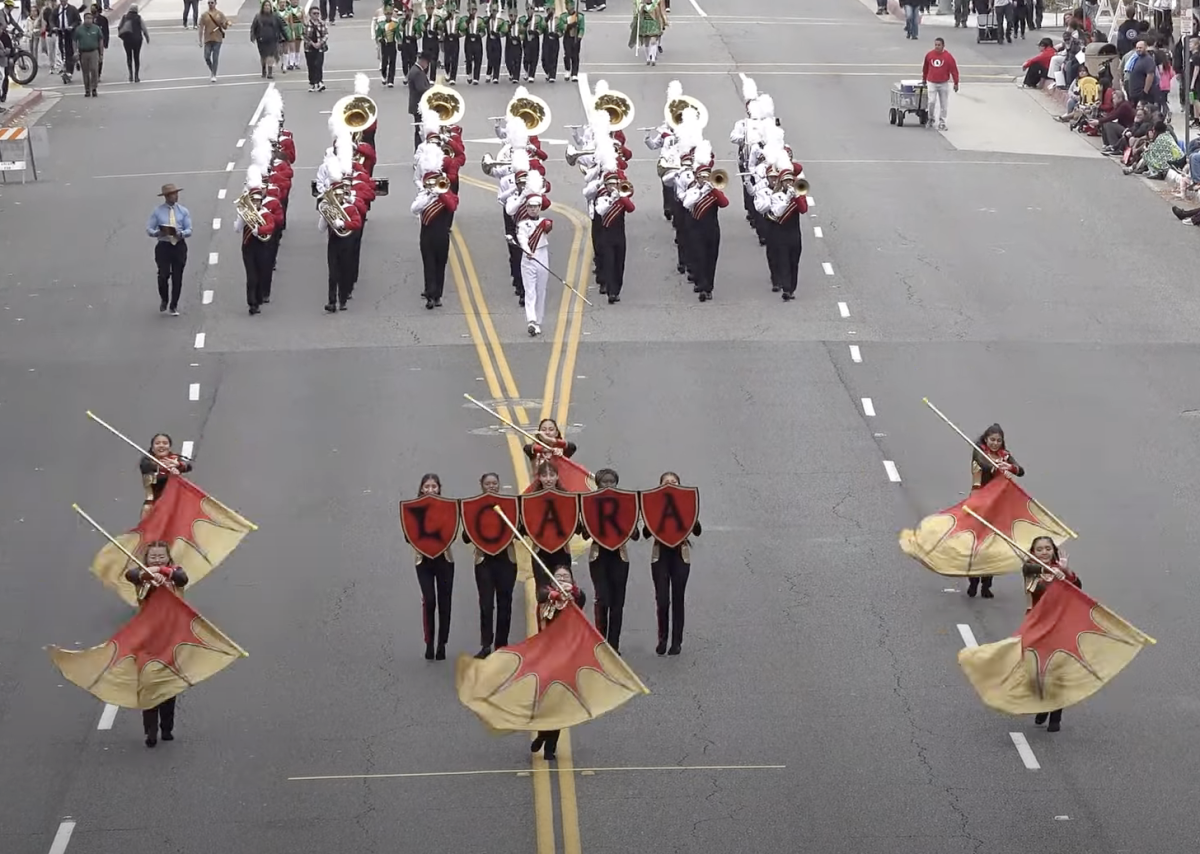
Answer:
407 473 455 660
1022 536 1081 733
139 433 192 519
465 472 518 658
647 471 700 655
531 562 586 761
969 423 1025 599
584 468 638 653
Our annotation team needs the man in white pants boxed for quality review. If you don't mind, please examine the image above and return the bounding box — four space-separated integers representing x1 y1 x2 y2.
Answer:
512 173 553 336
921 37 960 131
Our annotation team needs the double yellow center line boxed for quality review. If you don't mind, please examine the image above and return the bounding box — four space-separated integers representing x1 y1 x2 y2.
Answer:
451 174 594 854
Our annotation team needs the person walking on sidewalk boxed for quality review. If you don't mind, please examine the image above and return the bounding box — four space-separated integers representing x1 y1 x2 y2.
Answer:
74 8 103 96
145 184 192 316
198 0 228 81
922 37 960 131
116 3 147 81
250 0 283 78
182 0 198 28
900 0 921 39
54 0 80 83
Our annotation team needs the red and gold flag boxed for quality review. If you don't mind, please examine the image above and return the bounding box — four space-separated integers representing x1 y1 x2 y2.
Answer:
455 602 648 731
91 477 255 606
522 455 595 494
49 587 247 709
899 477 1072 577
958 579 1154 715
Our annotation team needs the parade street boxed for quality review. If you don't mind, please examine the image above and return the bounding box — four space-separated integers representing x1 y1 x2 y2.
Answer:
1 0 1198 852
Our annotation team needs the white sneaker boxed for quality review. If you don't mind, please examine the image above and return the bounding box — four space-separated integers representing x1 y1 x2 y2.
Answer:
210 75 217 82
527 322 537 336
938 121 947 130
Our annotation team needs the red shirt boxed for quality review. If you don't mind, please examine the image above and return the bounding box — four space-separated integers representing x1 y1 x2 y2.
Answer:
922 49 960 85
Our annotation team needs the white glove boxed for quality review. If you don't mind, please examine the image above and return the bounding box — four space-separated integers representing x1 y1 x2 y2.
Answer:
334 219 345 229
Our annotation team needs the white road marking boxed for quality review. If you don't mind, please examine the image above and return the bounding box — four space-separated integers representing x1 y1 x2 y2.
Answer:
957 624 978 648
806 196 815 207
188 383 200 401
248 81 276 127
194 333 206 349
813 226 823 238
838 301 849 318
217 189 227 199
849 345 862 363
861 397 875 417
208 252 219 265
212 217 221 230
225 161 235 172
687 0 708 15
1009 733 1041 770
202 290 214 304
822 262 834 276
883 460 901 482
97 704 118 730
181 440 195 458
576 71 591 114
48 820 76 854
236 138 245 148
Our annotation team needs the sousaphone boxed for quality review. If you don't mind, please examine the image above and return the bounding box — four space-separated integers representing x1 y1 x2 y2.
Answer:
507 91 552 137
665 93 709 131
594 89 635 132
331 94 378 137
420 84 466 127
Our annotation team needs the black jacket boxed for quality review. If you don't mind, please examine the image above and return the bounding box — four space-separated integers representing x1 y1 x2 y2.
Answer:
44 3 81 35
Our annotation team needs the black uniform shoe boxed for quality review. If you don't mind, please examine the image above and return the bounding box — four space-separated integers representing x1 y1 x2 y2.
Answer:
980 589 994 599
434 298 442 307
1047 720 1061 733
608 295 619 304
1172 206 1189 220
771 285 781 292
1034 713 1048 725
325 303 337 313
145 735 157 748
160 299 168 312
531 736 544 752
656 639 667 655
476 646 492 659
338 301 347 311
249 306 260 315
698 292 708 302
426 298 435 310
782 292 795 301
967 579 979 597
424 642 435 660
161 732 174 741
435 644 446 660
543 747 557 761
667 644 681 655
262 296 271 304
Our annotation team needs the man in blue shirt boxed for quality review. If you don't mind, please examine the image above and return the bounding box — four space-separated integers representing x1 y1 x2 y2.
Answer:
145 183 192 315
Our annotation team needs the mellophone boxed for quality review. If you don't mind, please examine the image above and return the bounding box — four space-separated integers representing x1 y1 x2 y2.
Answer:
399 485 700 559
311 178 391 197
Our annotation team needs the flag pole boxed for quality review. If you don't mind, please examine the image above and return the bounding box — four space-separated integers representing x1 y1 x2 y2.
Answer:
923 397 1077 538
73 503 149 574
492 505 573 597
85 411 259 532
464 394 595 479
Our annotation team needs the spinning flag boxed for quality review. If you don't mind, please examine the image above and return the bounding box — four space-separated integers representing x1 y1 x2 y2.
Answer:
958 579 1154 715
455 602 649 731
49 587 247 710
91 477 256 606
899 477 1072 577
522 455 595 493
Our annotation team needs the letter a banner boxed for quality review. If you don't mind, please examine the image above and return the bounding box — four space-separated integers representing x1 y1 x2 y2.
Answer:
580 488 639 551
400 495 461 559
639 485 699 548
519 490 580 554
460 494 519 556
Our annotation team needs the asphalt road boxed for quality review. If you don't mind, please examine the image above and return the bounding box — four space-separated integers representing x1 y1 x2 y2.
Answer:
2 0 1197 852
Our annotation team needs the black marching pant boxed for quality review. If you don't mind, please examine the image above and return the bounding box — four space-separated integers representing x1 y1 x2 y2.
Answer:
465 35 483 81
123 39 142 77
652 551 690 647
421 36 440 77
416 556 454 646
589 550 630 649
142 697 176 736
590 212 603 285
504 37 522 79
59 33 76 76
154 240 187 309
401 38 417 77
522 35 539 79
967 575 994 595
766 217 801 295
327 232 355 306
661 182 674 219
541 33 559 79
486 36 502 79
306 48 325 85
563 34 581 79
689 212 720 294
241 238 273 308
503 211 522 292
420 218 451 300
442 35 460 81
535 729 560 754
319 0 337 20
595 219 627 297
380 41 397 84
412 110 422 149
475 555 518 648
672 197 689 272
348 228 363 293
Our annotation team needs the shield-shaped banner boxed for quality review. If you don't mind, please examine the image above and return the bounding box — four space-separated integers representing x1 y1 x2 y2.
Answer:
639 485 700 549
400 495 461 560
460 494 520 556
581 488 640 550
520 490 580 554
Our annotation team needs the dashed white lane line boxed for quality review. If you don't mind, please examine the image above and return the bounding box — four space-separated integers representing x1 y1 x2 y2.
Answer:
217 189 227 200
813 226 823 238
806 196 815 207
1009 733 1042 770
687 0 708 16
208 252 219 265
883 460 901 482
202 290 214 304
181 440 195 458
236 138 246 148
822 262 834 276
96 703 118 730
957 624 978 648
861 397 876 417
225 161 235 172
48 820 76 854
194 332 206 349
837 301 849 318
212 217 221 230
188 383 200 401
849 344 862 363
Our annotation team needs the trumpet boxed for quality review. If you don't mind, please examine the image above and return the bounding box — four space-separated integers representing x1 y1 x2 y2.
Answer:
616 179 634 198
774 173 810 196
234 189 272 242
481 152 512 177
704 168 730 191
424 174 451 193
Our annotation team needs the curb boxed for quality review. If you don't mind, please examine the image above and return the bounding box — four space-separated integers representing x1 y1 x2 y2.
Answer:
0 87 45 128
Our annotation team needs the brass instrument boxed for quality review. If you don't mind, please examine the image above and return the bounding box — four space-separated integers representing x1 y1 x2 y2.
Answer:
664 94 709 131
235 189 272 242
420 84 466 127
318 186 352 237
617 179 634 198
656 149 681 179
481 148 513 177
330 94 378 137
506 91 552 137
565 143 593 167
594 89 635 132
424 174 451 193
774 172 810 196
706 168 729 191
311 178 390 196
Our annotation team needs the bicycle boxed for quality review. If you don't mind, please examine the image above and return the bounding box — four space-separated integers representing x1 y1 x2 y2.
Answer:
4 21 39 86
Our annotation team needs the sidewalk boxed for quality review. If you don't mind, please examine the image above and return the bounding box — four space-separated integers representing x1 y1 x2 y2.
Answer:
0 84 44 128
879 2 1068 29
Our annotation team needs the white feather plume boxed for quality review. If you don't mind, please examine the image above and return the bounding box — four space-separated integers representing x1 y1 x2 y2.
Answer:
596 142 618 173
667 80 683 100
756 94 775 120
594 79 609 96
251 139 272 171
421 109 441 139
771 150 793 172
417 144 445 176
514 85 529 100
354 72 370 96
335 130 353 173
694 140 713 166
246 164 264 189
588 109 611 145
506 116 529 149
324 151 344 182
525 171 544 193
263 87 284 117
677 108 703 151
511 148 531 174
742 77 758 102
763 124 785 150
747 98 766 122
328 115 340 139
